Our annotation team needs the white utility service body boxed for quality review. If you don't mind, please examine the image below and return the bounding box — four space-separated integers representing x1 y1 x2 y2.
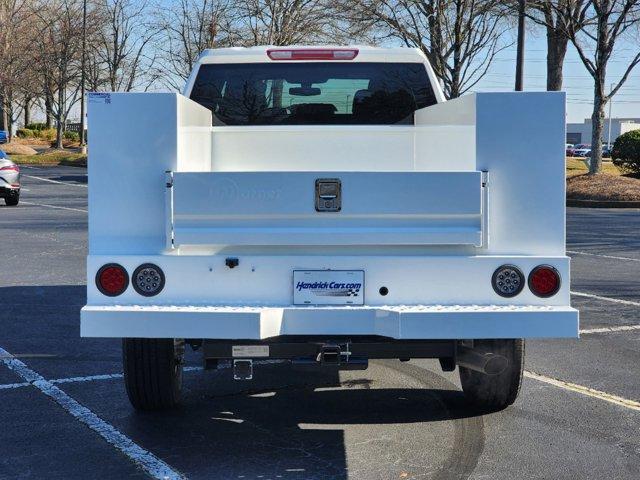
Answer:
81 46 578 410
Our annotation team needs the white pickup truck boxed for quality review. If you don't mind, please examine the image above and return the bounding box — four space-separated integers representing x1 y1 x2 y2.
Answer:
81 46 578 412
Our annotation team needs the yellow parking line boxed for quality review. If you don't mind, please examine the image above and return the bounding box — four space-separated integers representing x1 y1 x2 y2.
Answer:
524 371 640 412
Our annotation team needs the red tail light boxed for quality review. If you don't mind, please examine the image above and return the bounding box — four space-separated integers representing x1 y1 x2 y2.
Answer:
0 165 19 172
96 264 129 296
267 48 359 61
528 265 561 297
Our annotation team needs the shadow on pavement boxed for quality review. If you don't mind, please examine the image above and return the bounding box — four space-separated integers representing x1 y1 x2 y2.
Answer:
109 362 485 480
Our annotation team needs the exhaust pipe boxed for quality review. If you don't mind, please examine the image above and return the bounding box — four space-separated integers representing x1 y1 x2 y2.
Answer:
456 345 508 375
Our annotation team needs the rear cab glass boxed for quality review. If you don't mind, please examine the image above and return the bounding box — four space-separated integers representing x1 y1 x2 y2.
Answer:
190 62 437 126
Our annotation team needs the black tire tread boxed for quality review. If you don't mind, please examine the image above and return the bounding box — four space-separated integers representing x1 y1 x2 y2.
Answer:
123 338 182 410
5 193 19 206
459 339 525 412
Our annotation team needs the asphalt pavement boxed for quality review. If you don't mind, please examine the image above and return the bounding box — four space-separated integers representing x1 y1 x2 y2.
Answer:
0 166 638 480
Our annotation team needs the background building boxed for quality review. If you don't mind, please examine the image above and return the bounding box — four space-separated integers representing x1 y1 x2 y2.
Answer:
567 117 640 145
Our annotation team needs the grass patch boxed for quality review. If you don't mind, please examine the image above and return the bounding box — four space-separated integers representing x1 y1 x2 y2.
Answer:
566 157 620 176
12 150 87 167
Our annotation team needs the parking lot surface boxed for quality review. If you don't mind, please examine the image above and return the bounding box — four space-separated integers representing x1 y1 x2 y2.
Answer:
1 166 639 479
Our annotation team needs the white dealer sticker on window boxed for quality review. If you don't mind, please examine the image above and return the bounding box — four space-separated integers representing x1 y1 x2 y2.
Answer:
88 92 111 104
293 270 364 305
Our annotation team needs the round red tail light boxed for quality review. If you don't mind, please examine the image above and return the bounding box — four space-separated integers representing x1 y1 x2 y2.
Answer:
96 264 129 296
528 265 560 297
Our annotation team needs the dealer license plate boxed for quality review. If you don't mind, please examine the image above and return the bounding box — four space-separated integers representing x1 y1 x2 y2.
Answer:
293 270 364 306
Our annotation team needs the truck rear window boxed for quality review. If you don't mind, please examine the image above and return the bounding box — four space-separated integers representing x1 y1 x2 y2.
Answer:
190 62 437 126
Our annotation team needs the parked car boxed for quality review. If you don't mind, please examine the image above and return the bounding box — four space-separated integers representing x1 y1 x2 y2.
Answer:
0 150 20 206
574 148 591 157
566 144 575 156
0 130 8 144
82 46 578 413
585 145 612 158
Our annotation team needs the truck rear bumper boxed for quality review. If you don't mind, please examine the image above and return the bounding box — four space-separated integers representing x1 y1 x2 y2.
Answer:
81 304 579 339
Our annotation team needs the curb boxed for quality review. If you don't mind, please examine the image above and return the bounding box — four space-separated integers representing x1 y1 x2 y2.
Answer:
16 161 86 168
567 198 640 208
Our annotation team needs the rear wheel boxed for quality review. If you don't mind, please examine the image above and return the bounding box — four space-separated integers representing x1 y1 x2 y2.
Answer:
122 338 184 410
5 192 19 206
459 339 524 412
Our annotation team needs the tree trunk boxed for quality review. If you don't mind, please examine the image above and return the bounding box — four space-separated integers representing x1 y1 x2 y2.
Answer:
6 102 13 141
0 94 6 132
24 97 31 126
55 85 64 149
546 29 568 91
589 95 605 174
45 92 53 128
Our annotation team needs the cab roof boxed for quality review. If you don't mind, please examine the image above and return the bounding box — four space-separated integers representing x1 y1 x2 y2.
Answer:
195 46 429 64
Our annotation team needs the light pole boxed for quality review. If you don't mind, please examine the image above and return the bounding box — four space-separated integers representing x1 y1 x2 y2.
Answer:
515 0 526 91
80 0 87 154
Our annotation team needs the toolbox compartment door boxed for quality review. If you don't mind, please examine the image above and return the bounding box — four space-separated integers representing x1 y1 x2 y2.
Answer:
171 171 484 246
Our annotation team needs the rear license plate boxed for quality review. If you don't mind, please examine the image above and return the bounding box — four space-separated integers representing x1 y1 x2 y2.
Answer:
293 270 364 305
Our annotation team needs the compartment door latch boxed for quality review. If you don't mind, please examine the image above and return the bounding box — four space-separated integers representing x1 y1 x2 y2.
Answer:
315 178 341 212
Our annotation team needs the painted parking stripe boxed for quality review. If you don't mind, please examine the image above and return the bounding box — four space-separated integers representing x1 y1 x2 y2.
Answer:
50 366 203 385
22 174 87 188
0 381 31 390
0 346 184 480
580 324 640 334
0 363 275 392
571 290 640 307
21 201 87 213
567 250 640 262
524 371 640 412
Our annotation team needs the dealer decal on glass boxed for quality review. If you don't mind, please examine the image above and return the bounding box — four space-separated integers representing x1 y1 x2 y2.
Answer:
293 270 364 306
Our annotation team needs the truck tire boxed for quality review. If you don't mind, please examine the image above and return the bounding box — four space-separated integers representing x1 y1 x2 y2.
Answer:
459 339 524 411
5 193 19 206
122 338 184 410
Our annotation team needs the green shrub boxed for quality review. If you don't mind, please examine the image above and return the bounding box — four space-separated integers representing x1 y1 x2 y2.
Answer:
16 128 35 138
63 131 79 142
612 129 640 174
26 122 47 131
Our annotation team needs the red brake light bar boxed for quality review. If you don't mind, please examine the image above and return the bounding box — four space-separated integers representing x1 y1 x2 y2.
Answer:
267 49 359 61
0 165 19 172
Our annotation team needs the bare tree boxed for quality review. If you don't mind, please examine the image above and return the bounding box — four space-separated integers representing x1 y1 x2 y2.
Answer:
155 0 233 90
519 1 588 91
346 0 511 99
0 0 36 138
567 0 640 173
95 0 158 92
231 0 340 46
35 0 85 148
